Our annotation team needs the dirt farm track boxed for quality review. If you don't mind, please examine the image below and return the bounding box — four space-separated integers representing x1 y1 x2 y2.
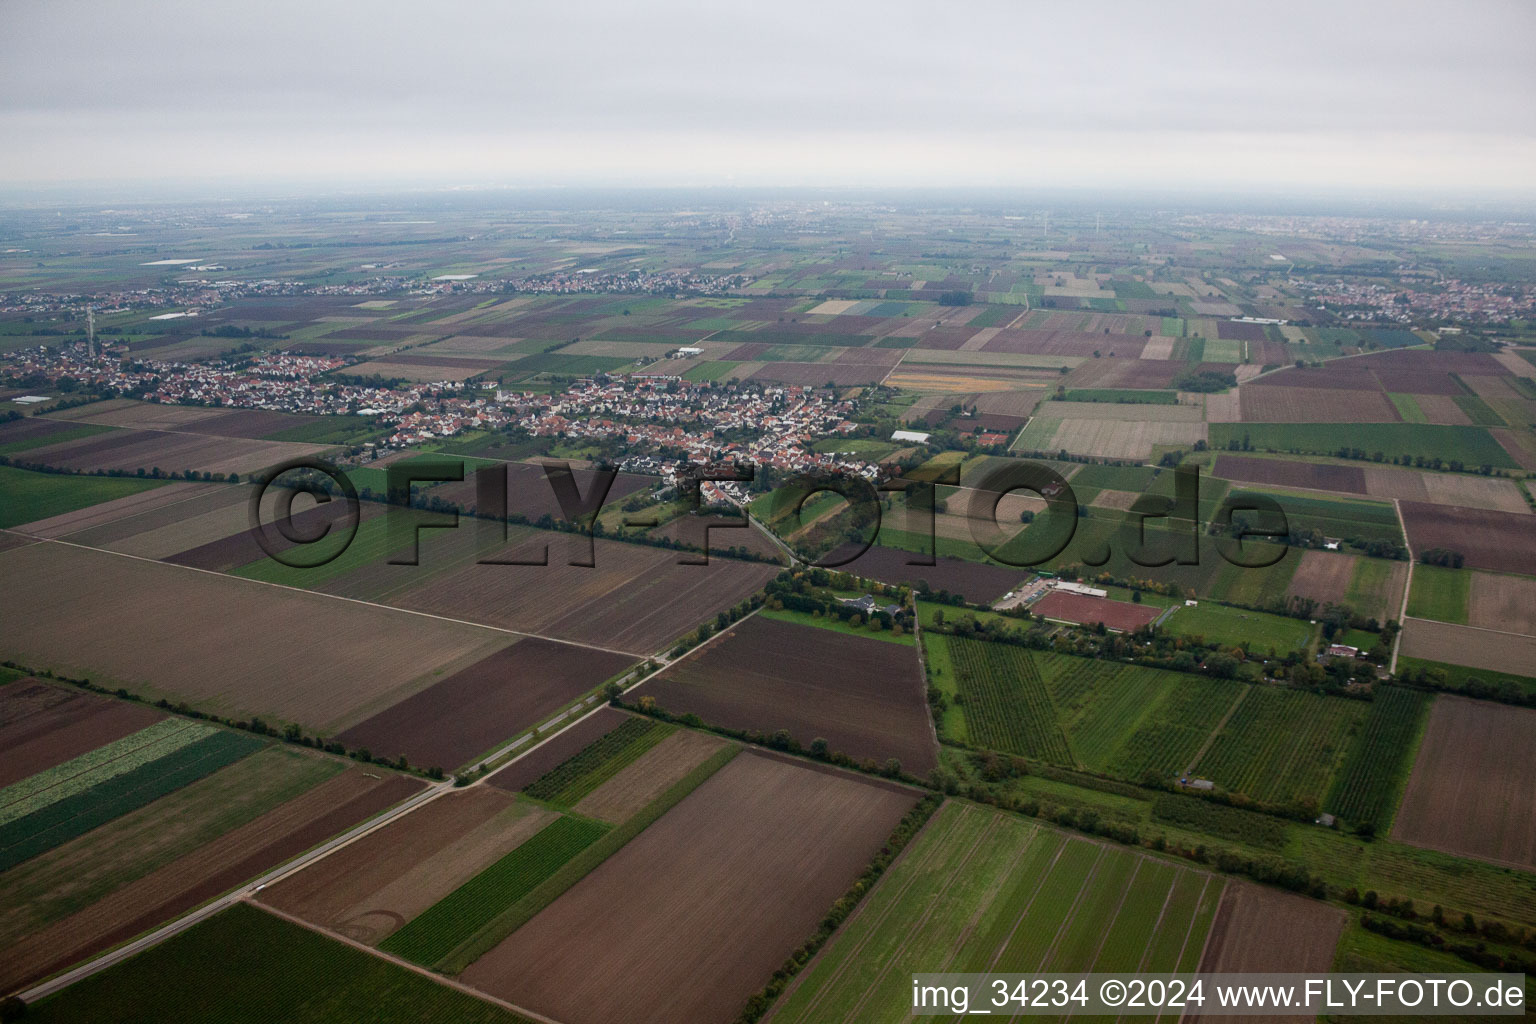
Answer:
462 751 919 1024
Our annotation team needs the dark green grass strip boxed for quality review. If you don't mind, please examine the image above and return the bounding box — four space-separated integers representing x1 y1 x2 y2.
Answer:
381 815 610 967
27 902 530 1024
523 717 671 806
439 743 741 973
0 730 264 871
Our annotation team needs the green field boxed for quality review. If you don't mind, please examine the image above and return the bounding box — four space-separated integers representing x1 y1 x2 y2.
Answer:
921 632 966 741
1226 487 1404 546
380 814 609 966
0 421 113 455
767 801 1222 1023
1034 651 1239 778
26 902 528 1024
945 635 1071 763
1404 564 1470 623
940 639 1241 781
0 728 264 871
437 743 740 972
1160 601 1315 654
1397 656 1536 701
0 465 165 529
523 717 672 806
1344 557 1400 619
1210 423 1516 468
1193 686 1366 806
0 746 339 946
1452 393 1506 427
1057 388 1178 405
1389 394 1427 423
1323 686 1430 831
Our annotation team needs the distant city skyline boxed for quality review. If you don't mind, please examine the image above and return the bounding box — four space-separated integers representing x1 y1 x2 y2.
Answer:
4 0 1534 194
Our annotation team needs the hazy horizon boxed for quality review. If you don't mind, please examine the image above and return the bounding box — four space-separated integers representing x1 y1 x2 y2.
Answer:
4 0 1534 196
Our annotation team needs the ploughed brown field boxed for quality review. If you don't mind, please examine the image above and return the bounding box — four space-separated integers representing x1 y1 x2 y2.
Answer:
1400 617 1536 678
389 533 778 655
573 729 728 822
640 615 937 775
1189 882 1347 1024
0 769 422 993
461 751 920 1024
1212 455 1368 494
0 542 512 734
1240 386 1398 423
648 513 787 563
486 707 630 792
0 680 164 788
1392 696 1536 871
1284 549 1357 607
41 400 334 440
1031 590 1161 631
826 541 1026 603
1399 502 1536 576
20 426 333 477
336 637 635 772
257 787 554 945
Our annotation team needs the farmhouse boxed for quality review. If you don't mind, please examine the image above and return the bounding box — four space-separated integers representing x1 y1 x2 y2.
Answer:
838 594 902 618
1325 643 1359 658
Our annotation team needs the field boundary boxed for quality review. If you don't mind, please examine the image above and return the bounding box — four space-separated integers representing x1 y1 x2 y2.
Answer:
439 743 743 973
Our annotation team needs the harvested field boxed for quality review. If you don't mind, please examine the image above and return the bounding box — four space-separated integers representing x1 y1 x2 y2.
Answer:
1466 571 1536 635
642 615 937 775
0 681 164 789
258 788 556 945
1400 617 1536 677
389 534 777 655
22 427 333 476
1399 502 1536 575
37 482 250 557
1189 883 1347 1024
1284 549 1357 607
1025 418 1207 461
1044 400 1204 422
572 729 728 822
747 361 891 387
828 541 1026 603
336 638 634 772
1392 696 1536 870
1419 472 1531 515
1241 386 1398 423
1212 455 1366 494
344 360 488 382
486 708 631 793
461 752 919 1024
43 400 218 431
0 769 422 993
1031 589 1160 631
4 481 213 539
0 542 512 733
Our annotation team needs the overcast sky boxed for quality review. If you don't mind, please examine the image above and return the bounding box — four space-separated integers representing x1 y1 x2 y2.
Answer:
4 0 1533 194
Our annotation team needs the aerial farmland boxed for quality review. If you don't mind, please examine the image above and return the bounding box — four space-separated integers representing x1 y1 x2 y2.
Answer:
3 143 1536 1021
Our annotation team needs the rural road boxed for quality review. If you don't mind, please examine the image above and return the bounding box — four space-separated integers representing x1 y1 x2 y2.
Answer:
14 605 750 1004
16 776 450 1004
